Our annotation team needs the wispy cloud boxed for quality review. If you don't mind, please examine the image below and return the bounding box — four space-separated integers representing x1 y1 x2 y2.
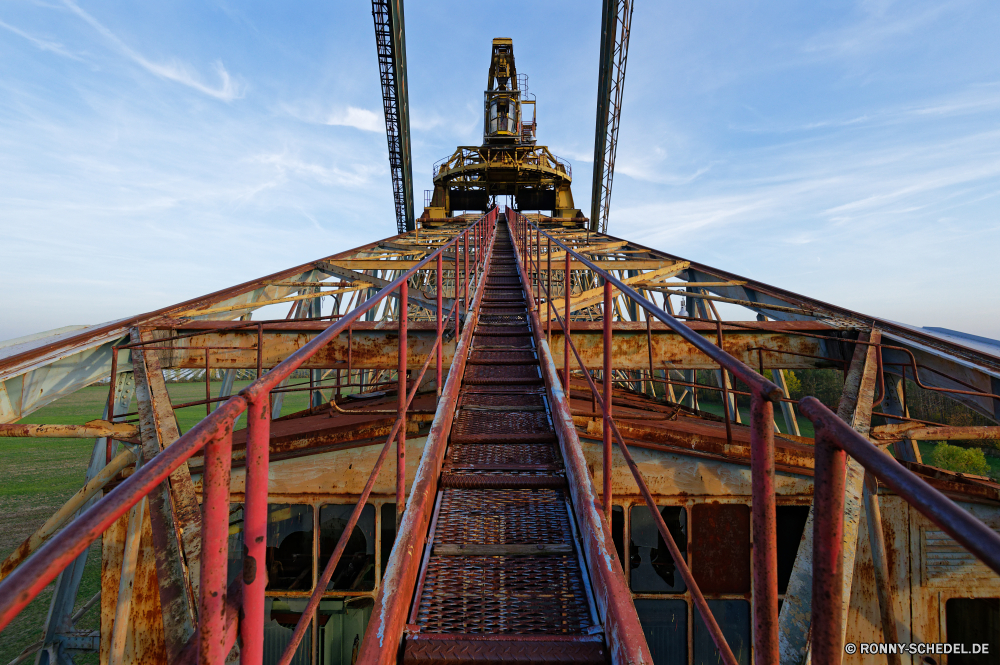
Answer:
802 0 959 57
326 106 384 132
0 18 81 60
251 151 384 188
61 0 245 101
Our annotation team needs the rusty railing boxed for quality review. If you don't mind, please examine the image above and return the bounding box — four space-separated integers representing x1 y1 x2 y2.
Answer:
0 209 499 665
510 211 1000 665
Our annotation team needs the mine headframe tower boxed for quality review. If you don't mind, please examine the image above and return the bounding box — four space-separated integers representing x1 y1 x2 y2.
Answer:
421 39 587 225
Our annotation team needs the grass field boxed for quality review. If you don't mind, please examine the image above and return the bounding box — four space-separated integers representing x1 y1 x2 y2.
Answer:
0 380 310 663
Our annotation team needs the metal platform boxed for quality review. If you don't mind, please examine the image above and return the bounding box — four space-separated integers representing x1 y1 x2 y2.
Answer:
403 223 607 664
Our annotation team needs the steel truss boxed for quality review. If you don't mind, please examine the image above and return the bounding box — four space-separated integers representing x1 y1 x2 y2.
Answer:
372 0 414 233
591 0 634 235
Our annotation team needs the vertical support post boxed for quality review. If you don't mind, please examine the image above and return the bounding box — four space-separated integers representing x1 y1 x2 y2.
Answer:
463 230 469 318
750 393 779 665
863 473 901 665
603 281 613 519
812 431 847 665
109 495 147 665
347 326 353 392
646 314 654 397
105 346 119 464
397 281 408 529
546 236 552 345
242 396 271 665
564 250 572 390
716 321 734 446
205 350 211 417
256 324 263 379
436 253 443 398
454 237 461 341
199 427 234 664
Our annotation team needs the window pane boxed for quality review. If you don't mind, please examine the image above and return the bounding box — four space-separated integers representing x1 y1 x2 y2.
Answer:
319 598 374 665
630 506 687 593
691 504 750 594
319 504 376 591
381 503 396 581
946 598 999 665
263 598 312 665
634 598 686 665
266 504 315 591
776 506 810 595
693 600 750 665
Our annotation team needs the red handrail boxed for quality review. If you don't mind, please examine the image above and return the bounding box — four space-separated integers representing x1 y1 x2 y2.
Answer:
512 211 1000 665
0 210 499 665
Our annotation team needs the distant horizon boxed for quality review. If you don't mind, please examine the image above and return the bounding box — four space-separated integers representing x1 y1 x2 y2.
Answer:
2 1 998 341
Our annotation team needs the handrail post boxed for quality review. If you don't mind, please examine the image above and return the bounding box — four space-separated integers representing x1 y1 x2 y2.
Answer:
242 396 271 665
436 253 443 398
455 236 461 340
603 280 613 519
812 427 847 665
564 249 571 390
199 427 233 664
535 225 541 307
398 280 408 529
546 237 552 345
463 230 469 318
750 392 779 665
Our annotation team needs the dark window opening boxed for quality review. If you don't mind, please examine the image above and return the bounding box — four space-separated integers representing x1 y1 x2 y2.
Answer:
691 503 750 595
381 503 396 580
776 506 810 595
266 504 314 591
319 504 376 591
612 505 625 569
946 598 999 665
693 600 751 665
630 506 687 593
634 598 687 665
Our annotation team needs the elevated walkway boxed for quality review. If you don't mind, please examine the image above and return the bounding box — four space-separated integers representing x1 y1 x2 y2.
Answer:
402 222 607 664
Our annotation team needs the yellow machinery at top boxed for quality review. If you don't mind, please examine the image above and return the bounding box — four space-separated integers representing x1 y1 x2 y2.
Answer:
421 38 587 224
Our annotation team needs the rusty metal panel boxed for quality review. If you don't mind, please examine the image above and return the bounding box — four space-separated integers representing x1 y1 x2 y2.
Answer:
907 499 1000 658
691 503 750 595
100 507 167 664
156 323 456 371
843 507 884 664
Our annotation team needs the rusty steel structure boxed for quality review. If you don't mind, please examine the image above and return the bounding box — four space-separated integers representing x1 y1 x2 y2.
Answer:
372 0 414 233
591 0 634 235
3 26 1000 665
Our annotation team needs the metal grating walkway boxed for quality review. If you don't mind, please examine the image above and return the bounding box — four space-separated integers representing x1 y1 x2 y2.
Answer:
403 222 607 664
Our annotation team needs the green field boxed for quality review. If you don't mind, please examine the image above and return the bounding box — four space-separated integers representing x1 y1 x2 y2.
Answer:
0 381 310 663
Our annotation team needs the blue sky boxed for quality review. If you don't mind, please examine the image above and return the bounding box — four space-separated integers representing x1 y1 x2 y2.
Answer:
1 0 999 341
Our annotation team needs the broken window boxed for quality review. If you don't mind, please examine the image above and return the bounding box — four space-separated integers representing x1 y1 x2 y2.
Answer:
691 504 750 595
630 505 687 593
776 505 810 595
946 598 999 665
634 598 687 665
266 504 315 591
612 505 625 568
319 503 376 591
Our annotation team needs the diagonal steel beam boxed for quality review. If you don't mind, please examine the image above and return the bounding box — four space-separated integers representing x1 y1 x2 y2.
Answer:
590 0 634 234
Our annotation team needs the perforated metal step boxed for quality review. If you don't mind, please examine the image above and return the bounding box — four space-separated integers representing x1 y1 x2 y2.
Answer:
403 223 606 665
